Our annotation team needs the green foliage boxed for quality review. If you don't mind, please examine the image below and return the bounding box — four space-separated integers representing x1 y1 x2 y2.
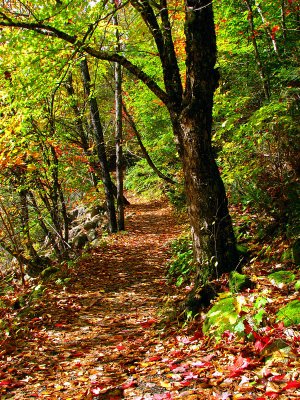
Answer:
214 0 300 246
125 160 164 198
229 271 253 293
202 291 280 340
41 266 59 280
165 180 186 212
276 300 300 326
268 270 296 285
167 235 194 287
202 294 239 339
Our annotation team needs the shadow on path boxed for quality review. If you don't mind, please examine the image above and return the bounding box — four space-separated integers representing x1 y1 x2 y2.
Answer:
3 197 183 399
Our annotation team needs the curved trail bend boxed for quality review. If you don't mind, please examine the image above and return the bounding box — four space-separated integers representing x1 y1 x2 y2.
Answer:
8 198 183 399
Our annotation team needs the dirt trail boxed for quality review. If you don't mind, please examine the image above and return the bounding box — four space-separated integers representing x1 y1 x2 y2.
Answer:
4 197 183 399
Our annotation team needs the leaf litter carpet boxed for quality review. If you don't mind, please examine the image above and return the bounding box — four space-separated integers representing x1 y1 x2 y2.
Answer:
1 198 299 399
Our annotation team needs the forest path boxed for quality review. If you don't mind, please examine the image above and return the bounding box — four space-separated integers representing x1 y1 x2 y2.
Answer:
7 197 184 399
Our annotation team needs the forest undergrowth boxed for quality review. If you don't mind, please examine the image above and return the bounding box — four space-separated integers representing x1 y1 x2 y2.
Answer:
0 196 299 399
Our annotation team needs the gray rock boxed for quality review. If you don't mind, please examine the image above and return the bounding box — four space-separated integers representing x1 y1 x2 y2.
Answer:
73 232 88 249
87 229 97 242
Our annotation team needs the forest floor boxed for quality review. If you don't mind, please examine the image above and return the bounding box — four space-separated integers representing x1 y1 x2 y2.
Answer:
0 197 299 399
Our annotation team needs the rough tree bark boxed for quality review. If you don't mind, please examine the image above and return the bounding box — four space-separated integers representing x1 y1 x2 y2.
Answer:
178 0 238 279
131 0 239 293
112 7 125 231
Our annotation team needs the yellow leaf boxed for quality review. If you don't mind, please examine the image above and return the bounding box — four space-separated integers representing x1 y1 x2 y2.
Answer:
54 384 65 390
27 163 37 171
160 380 172 389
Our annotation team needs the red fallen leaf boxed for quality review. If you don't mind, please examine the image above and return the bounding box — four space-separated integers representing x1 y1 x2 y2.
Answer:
192 361 212 368
149 355 162 362
116 344 126 350
140 318 157 328
283 380 300 390
253 332 272 353
0 380 12 386
180 380 191 387
264 391 280 398
228 355 250 377
243 320 253 335
0 380 24 389
122 380 136 389
169 350 183 357
182 371 198 380
30 317 41 322
202 353 215 362
189 330 203 341
222 330 235 341
274 321 284 330
270 374 286 382
54 323 65 328
153 393 173 399
254 337 272 352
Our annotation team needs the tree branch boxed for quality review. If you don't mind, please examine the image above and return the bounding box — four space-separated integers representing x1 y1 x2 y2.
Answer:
0 17 170 107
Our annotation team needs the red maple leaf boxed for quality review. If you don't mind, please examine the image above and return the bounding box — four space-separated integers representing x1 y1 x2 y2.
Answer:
283 380 300 390
122 380 136 389
0 380 12 386
148 355 162 362
140 318 157 328
228 355 250 377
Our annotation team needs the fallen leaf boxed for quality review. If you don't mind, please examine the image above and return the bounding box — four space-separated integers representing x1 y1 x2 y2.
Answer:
283 380 300 390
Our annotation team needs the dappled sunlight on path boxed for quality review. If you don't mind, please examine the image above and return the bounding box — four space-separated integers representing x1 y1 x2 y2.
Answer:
3 197 184 399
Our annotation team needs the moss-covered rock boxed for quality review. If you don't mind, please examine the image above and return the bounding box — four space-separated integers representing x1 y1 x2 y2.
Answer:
202 294 239 338
268 270 295 286
41 266 59 279
30 284 46 300
229 271 253 293
276 299 300 326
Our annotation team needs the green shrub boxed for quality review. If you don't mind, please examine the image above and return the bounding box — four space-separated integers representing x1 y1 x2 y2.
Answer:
125 160 164 198
167 235 194 287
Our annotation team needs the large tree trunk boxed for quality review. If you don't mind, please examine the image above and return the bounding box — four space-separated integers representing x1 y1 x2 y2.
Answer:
112 7 125 231
175 0 239 285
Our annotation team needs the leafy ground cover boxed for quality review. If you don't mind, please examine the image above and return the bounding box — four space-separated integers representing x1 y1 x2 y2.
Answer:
0 197 299 399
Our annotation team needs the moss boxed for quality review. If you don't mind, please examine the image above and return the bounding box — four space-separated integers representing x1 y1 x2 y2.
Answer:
268 270 295 285
41 266 59 279
295 280 300 291
202 294 239 338
276 300 300 326
229 271 253 293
